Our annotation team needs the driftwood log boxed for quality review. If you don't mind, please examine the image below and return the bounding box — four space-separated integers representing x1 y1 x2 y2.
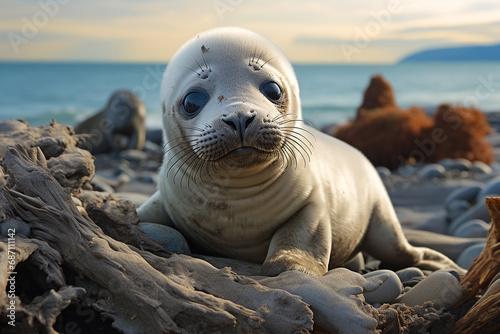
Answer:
0 145 315 333
452 197 500 334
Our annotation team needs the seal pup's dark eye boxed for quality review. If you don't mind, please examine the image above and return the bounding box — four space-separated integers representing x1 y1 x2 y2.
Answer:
182 89 209 116
260 81 283 103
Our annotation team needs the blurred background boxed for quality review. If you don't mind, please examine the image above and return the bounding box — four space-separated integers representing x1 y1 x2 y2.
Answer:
1 0 499 128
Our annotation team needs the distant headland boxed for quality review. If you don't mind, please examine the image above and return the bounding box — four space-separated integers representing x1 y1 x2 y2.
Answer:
400 44 500 62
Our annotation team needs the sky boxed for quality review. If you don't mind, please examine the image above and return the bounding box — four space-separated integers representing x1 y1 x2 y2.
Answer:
1 0 499 64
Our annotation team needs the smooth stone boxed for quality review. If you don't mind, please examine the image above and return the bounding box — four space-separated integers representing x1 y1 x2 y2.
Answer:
137 171 158 184
396 267 425 287
477 272 500 303
91 174 116 193
139 222 191 254
397 269 464 309
444 185 483 210
396 165 415 176
117 173 131 185
452 219 490 238
471 161 492 174
143 140 163 154
446 200 471 222
144 160 161 170
375 166 391 178
437 158 454 168
259 268 381 333
445 159 472 172
343 252 365 272
456 243 486 269
490 162 500 173
120 149 148 162
115 192 151 208
476 175 500 201
0 217 31 237
420 164 446 180
115 162 136 179
362 270 403 304
448 202 492 234
72 196 83 207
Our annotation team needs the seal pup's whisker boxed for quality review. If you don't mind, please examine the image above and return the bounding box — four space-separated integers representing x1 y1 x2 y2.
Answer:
281 128 315 152
255 49 266 64
163 136 200 153
260 56 275 68
201 53 211 72
183 66 201 76
166 146 198 181
179 150 204 190
283 136 311 167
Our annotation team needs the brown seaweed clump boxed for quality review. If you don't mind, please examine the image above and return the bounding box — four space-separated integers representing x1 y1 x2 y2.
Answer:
333 76 493 170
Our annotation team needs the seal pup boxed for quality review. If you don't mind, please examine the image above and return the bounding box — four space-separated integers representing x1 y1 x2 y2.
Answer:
75 90 146 154
138 27 464 276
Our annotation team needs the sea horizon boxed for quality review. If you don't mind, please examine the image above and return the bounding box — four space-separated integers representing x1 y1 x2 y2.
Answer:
1 61 500 130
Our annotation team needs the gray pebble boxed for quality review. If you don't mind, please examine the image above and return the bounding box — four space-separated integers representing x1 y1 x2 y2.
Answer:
92 180 115 193
396 267 425 287
444 185 483 210
375 166 391 178
395 165 415 176
476 175 500 201
363 270 403 304
420 164 446 180
143 140 163 153
490 162 500 173
117 172 131 185
444 158 472 172
139 222 191 254
471 161 492 174
0 217 31 237
452 219 489 238
446 200 471 222
436 158 453 168
120 149 148 162
137 172 158 184
448 202 491 234
477 272 500 303
456 243 486 269
343 252 365 272
396 269 463 308
115 162 136 179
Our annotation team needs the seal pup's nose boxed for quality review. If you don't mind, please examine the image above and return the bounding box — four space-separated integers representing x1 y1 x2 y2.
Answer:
222 112 255 140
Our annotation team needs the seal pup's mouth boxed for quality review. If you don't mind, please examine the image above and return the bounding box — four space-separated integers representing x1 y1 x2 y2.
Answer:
222 146 275 167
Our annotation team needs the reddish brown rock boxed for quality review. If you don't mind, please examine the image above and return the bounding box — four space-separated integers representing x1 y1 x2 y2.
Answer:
356 74 397 118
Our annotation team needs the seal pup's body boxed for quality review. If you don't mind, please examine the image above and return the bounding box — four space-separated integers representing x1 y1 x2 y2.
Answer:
138 27 463 276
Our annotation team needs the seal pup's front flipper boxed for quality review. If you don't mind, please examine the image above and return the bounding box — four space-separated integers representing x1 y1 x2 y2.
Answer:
261 202 331 276
137 190 173 226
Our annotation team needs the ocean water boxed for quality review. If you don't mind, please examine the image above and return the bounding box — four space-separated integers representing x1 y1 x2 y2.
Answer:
1 62 500 129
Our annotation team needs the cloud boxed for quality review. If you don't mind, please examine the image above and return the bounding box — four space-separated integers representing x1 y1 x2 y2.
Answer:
1 0 500 63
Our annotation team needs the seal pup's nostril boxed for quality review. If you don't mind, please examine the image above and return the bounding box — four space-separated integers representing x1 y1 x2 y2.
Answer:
222 113 255 135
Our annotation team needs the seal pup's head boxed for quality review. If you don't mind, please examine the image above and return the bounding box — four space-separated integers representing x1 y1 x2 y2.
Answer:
161 27 312 186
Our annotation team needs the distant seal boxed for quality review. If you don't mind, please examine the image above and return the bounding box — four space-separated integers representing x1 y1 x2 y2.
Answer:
138 27 464 276
75 90 146 154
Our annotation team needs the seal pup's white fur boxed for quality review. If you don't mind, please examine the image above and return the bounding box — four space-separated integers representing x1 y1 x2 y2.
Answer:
138 27 464 276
